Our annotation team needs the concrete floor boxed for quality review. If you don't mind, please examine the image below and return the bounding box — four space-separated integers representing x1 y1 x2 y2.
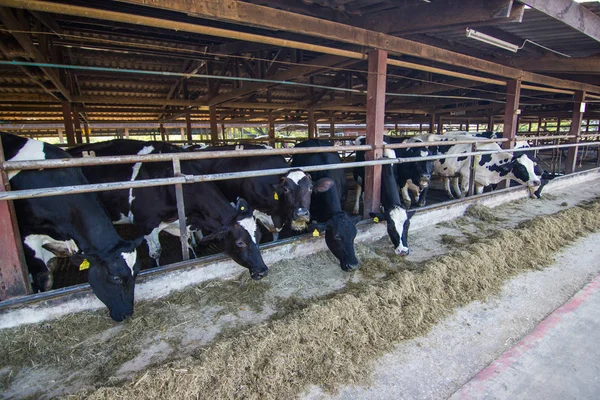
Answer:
304 231 600 400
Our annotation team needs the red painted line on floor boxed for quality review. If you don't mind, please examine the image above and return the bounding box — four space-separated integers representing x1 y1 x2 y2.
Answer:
453 274 600 399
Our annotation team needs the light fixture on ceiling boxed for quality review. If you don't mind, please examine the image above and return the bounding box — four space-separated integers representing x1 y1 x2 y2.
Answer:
465 28 520 53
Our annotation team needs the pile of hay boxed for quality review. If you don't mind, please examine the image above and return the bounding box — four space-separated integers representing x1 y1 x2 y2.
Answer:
63 201 600 400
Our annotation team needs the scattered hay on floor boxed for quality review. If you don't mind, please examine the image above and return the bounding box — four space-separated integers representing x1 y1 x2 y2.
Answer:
464 203 504 222
68 201 600 400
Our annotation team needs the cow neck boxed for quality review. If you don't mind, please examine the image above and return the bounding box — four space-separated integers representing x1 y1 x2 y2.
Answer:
381 164 402 211
313 184 343 222
64 194 124 254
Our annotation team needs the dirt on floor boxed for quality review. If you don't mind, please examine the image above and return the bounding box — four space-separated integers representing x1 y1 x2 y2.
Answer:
1 180 600 400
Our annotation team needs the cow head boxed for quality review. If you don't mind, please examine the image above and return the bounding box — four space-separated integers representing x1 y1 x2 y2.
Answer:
370 207 415 256
205 198 269 280
501 154 542 196
46 237 144 322
402 146 434 189
272 169 312 231
311 178 361 271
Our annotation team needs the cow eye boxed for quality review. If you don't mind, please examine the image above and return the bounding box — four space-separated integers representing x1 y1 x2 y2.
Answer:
235 239 247 248
283 187 290 193
110 275 122 284
308 186 313 193
335 234 342 241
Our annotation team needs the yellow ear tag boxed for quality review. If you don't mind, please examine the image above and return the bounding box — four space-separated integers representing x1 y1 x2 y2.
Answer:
79 259 90 271
240 206 245 211
274 192 279 201
312 229 320 237
373 216 380 223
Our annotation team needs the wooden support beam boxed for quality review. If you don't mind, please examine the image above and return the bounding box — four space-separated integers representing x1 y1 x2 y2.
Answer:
159 123 166 141
0 7 71 101
207 54 348 106
524 0 600 43
363 49 387 219
209 106 219 145
0 137 31 299
429 113 436 133
329 114 335 139
72 104 83 144
353 0 524 35
502 79 521 150
488 115 494 131
307 108 316 139
61 101 75 146
566 91 586 174
504 56 600 74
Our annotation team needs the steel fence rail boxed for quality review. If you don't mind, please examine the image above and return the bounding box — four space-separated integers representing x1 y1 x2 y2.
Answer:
1 145 372 171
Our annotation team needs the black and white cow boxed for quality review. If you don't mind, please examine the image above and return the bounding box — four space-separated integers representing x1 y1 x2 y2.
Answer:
416 134 542 198
187 144 313 238
1 132 143 321
353 136 434 212
68 140 268 280
371 149 415 255
290 140 361 271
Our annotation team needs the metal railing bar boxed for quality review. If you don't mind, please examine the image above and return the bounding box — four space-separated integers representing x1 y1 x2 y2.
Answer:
1 145 372 171
0 158 398 201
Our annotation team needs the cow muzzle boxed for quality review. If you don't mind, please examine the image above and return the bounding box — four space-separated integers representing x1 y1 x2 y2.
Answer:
251 268 269 280
395 246 410 256
291 207 310 231
341 262 360 272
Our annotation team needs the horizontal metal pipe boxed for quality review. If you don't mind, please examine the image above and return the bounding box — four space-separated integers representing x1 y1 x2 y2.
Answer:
384 138 507 150
2 144 372 171
0 158 396 201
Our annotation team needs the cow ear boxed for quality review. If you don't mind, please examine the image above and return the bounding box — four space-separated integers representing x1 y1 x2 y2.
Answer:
42 242 77 258
69 253 99 271
314 177 335 193
308 222 327 234
369 212 386 221
235 198 252 217
407 209 416 220
350 215 362 225
130 235 144 249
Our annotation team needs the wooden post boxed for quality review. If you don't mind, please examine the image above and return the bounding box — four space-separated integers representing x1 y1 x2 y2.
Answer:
0 138 31 299
308 108 316 139
73 105 83 144
159 124 166 141
185 110 193 143
83 122 90 143
180 127 185 141
488 115 494 131
209 106 218 145
124 128 130 139
57 129 64 144
62 101 76 146
502 79 521 150
429 113 435 133
437 115 443 134
363 49 387 219
268 113 276 147
329 114 335 139
566 91 586 174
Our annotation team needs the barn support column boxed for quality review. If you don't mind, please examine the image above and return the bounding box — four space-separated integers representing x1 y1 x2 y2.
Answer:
185 110 193 143
159 123 166 141
329 114 335 139
499 79 521 188
566 90 586 174
488 115 494 131
308 108 316 139
209 106 219 145
180 127 185 141
268 113 276 147
437 115 443 134
83 122 90 143
429 113 436 133
57 129 64 144
61 101 76 146
363 49 387 219
502 79 521 150
0 139 31 299
73 105 83 144
124 128 129 139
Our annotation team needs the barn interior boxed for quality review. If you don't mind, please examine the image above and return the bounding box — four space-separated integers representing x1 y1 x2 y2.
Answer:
1 0 600 295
